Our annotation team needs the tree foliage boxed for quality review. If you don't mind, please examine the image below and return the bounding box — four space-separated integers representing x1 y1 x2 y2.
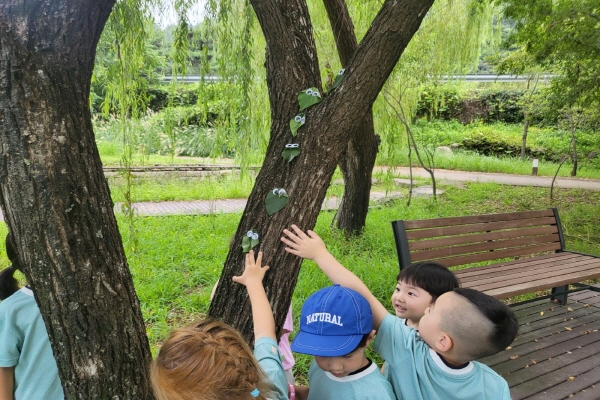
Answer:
499 0 600 108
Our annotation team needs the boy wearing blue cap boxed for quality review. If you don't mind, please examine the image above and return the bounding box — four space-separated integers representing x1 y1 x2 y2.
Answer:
291 284 395 400
283 225 518 400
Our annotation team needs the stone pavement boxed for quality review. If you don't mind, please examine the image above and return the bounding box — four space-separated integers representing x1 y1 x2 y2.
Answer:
377 166 600 191
113 191 402 217
1 168 599 219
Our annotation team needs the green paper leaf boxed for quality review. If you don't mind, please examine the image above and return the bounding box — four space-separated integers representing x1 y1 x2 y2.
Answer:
289 113 305 136
265 189 289 216
332 69 345 90
282 147 301 163
298 87 322 111
241 230 260 253
241 236 251 253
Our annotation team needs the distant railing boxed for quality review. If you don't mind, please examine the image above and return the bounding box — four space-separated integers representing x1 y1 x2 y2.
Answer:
161 74 556 84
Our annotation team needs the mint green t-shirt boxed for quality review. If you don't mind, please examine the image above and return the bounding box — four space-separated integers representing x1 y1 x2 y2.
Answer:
374 313 511 400
0 287 64 399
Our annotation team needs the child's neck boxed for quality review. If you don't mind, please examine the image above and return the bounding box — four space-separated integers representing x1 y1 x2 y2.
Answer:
406 319 419 329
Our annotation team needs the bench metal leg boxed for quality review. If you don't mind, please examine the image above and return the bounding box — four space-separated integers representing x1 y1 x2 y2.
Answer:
550 285 569 305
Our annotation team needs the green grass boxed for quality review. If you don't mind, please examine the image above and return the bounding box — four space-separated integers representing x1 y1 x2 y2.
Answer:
108 172 257 202
1 180 599 381
378 120 600 180
122 182 599 378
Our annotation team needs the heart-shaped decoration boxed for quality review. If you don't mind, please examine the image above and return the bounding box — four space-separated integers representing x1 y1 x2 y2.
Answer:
298 87 322 111
241 230 260 253
282 144 301 163
265 188 289 216
290 113 306 136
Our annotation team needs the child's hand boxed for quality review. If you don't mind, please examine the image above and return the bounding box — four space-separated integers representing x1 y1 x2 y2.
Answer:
281 224 328 261
232 250 270 287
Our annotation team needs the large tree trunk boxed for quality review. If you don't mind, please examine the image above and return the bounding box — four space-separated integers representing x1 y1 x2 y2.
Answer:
324 0 379 236
209 0 435 343
0 2 153 398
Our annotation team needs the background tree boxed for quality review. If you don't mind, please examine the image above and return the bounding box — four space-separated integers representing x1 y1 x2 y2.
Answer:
498 0 600 176
499 0 600 117
0 0 154 398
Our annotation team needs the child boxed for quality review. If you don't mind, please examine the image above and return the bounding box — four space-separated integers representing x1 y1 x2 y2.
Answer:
291 285 395 400
0 234 64 400
151 250 289 400
392 262 460 329
279 305 296 384
211 282 296 384
282 225 519 400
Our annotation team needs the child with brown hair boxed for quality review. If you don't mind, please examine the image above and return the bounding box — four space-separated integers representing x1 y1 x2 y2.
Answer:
151 250 289 400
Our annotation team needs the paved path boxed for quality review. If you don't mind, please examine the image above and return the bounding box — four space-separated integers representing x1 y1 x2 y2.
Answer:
1 168 598 219
376 166 600 191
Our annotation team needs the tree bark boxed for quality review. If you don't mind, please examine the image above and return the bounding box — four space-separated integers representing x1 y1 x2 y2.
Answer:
0 1 153 398
324 0 379 236
209 0 435 343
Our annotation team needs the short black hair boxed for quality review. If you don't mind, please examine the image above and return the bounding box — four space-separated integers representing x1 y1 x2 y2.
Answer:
397 262 460 301
453 288 519 354
347 333 372 355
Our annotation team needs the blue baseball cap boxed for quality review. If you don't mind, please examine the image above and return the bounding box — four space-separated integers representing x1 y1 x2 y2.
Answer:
291 285 373 357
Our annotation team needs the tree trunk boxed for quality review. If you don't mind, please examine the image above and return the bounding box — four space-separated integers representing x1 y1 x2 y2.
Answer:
324 0 379 236
570 122 578 177
0 2 153 398
521 117 529 160
209 0 435 343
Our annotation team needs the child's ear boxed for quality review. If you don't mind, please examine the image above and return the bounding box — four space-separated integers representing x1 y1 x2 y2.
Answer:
436 333 453 353
365 330 376 347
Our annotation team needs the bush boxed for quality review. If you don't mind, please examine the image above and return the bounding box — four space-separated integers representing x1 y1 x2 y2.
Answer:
417 87 525 124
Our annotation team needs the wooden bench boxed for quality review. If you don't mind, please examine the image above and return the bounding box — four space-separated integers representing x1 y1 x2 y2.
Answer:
391 209 600 304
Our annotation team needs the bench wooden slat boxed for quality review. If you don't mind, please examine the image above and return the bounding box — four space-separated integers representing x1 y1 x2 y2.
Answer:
412 242 562 267
408 226 559 251
466 258 600 293
410 233 560 262
403 209 555 229
456 253 593 284
405 216 558 240
484 266 600 299
453 252 578 279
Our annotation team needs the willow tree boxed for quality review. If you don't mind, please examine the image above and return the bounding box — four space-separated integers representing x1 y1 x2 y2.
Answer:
0 0 154 398
207 0 497 237
209 0 436 341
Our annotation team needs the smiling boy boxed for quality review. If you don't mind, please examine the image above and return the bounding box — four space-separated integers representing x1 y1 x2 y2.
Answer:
291 285 395 400
391 262 459 329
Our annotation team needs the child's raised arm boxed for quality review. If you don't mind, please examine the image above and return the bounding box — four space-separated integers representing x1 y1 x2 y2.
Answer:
281 225 388 330
232 250 276 341
0 366 14 400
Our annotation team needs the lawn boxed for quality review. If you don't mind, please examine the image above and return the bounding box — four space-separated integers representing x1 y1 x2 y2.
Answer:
117 181 600 381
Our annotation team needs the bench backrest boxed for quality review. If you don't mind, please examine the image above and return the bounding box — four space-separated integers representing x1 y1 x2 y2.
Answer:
392 208 565 270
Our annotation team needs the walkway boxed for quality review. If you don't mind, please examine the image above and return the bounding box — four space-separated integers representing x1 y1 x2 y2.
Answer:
377 167 600 191
1 168 598 219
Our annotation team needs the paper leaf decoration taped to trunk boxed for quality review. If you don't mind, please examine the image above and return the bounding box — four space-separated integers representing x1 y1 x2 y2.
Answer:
332 69 345 90
282 143 300 162
289 113 305 136
265 188 289 215
298 88 322 111
242 230 260 253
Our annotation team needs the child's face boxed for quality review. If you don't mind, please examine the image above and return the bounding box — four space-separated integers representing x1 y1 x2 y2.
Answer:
391 280 434 326
314 346 368 378
418 292 458 349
